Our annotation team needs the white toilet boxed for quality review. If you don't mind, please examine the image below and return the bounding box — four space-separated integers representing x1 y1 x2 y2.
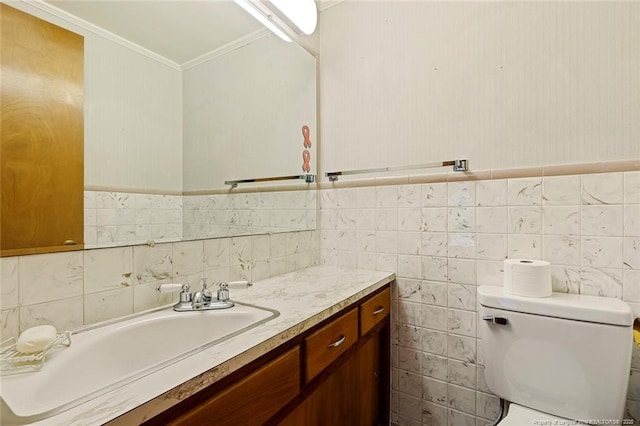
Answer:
478 285 634 424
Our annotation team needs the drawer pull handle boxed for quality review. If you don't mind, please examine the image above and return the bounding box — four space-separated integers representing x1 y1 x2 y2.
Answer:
372 306 385 315
327 335 346 349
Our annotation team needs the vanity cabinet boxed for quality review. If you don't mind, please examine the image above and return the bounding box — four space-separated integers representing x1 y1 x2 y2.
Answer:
141 285 390 426
0 3 84 257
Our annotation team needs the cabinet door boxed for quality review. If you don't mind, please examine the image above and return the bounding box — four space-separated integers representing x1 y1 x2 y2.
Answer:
358 331 381 426
1 3 84 256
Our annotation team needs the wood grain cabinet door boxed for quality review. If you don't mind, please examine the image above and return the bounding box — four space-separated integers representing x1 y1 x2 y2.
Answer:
1 3 84 256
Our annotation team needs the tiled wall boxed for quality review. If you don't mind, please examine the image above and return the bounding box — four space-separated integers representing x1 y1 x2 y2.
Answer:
0 230 320 342
318 171 640 425
84 190 317 248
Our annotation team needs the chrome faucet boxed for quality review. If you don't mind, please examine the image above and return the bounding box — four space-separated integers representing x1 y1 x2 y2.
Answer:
156 279 252 312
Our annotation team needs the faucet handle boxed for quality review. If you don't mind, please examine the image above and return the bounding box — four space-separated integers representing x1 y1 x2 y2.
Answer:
217 282 230 302
227 280 253 289
156 283 190 294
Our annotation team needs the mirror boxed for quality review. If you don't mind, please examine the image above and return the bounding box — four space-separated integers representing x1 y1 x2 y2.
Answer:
6 0 317 251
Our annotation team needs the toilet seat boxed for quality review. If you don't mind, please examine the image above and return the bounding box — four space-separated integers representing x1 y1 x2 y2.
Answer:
499 403 570 425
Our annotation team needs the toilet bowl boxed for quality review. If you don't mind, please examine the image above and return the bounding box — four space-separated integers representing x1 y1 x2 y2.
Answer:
478 285 633 423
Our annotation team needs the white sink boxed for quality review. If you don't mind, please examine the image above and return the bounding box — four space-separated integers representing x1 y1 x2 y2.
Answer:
0 302 278 422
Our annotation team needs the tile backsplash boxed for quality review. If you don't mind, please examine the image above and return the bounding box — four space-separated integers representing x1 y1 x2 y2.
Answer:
84 190 317 248
318 170 640 425
1 230 320 341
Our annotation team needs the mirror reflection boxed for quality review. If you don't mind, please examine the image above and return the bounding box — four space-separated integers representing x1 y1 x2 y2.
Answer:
5 0 317 252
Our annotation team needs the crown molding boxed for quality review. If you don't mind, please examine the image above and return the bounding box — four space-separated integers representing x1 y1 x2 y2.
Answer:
319 0 343 12
181 28 271 71
17 0 182 71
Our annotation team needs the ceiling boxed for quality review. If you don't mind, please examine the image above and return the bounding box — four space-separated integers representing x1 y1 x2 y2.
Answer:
46 0 264 65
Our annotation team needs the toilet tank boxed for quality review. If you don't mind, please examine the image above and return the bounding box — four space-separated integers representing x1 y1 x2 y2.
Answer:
478 286 633 421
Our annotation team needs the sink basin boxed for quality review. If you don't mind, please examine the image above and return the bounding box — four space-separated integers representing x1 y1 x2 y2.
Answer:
0 302 278 422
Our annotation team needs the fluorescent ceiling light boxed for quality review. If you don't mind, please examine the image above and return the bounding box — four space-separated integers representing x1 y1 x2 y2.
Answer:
270 0 318 35
233 0 292 42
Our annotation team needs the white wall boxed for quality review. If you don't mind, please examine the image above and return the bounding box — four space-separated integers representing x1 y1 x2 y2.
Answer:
319 1 640 176
4 1 184 192
182 34 317 191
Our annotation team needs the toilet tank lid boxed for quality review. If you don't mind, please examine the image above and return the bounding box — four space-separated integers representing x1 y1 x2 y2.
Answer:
478 285 633 326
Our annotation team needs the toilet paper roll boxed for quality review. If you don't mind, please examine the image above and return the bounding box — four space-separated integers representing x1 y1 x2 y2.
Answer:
503 259 552 298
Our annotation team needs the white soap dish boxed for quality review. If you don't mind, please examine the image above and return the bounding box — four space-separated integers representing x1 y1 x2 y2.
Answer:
0 331 71 375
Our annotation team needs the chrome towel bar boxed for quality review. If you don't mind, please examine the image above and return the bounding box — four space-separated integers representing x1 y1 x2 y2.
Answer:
225 174 316 188
325 159 468 182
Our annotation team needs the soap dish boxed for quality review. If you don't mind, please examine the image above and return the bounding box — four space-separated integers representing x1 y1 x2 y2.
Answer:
0 331 71 375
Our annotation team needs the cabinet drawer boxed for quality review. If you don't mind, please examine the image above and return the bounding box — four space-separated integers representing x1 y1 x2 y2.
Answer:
169 346 300 426
305 308 358 382
360 288 391 336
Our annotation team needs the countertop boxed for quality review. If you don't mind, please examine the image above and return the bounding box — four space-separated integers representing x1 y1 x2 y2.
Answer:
23 266 394 425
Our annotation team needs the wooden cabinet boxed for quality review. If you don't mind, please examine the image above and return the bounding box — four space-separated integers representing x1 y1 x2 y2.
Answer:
140 285 391 426
1 3 84 256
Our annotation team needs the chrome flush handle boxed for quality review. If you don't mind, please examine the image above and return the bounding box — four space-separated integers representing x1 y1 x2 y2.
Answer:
482 315 509 325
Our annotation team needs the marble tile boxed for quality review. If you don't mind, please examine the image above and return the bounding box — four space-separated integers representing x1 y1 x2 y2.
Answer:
448 409 475 426
1 257 19 310
423 401 448 426
20 296 83 332
319 209 338 230
84 247 133 294
628 369 640 401
448 284 476 311
477 260 504 287
448 360 476 388
133 244 173 284
543 236 580 266
447 309 476 338
422 329 447 356
172 240 204 277
550 265 581 293
624 237 640 270
476 366 491 393
397 393 422 423
447 334 476 363
581 237 623 268
319 189 337 209
476 392 500 421
508 207 542 234
582 205 624 236
398 347 421 374
448 384 476 415
423 353 448 381
356 231 376 254
84 287 134 325
476 207 507 234
543 205 581 235
377 208 399 231
507 235 542 259
336 209 358 230
423 305 447 331
423 377 448 405
582 172 624 204
84 191 97 209
398 370 423 398
377 231 399 254
356 209 376 230
422 183 448 207
19 251 83 306
398 255 422 280
422 281 448 307
397 278 421 302
625 171 640 204
476 234 507 261
580 267 623 298
336 188 357 209
398 185 421 207
133 281 176 312
448 259 476 286
355 187 377 208
448 208 475 233
476 180 507 207
398 232 421 255
399 300 422 326
1 308 19 341
337 230 357 252
448 234 476 259
398 208 422 232
377 186 399 207
398 324 421 350
422 232 448 257
625 205 640 236
623 270 640 303
542 175 581 205
507 177 542 206
422 256 448 282
422 208 449 232
448 182 476 207
377 253 398 273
